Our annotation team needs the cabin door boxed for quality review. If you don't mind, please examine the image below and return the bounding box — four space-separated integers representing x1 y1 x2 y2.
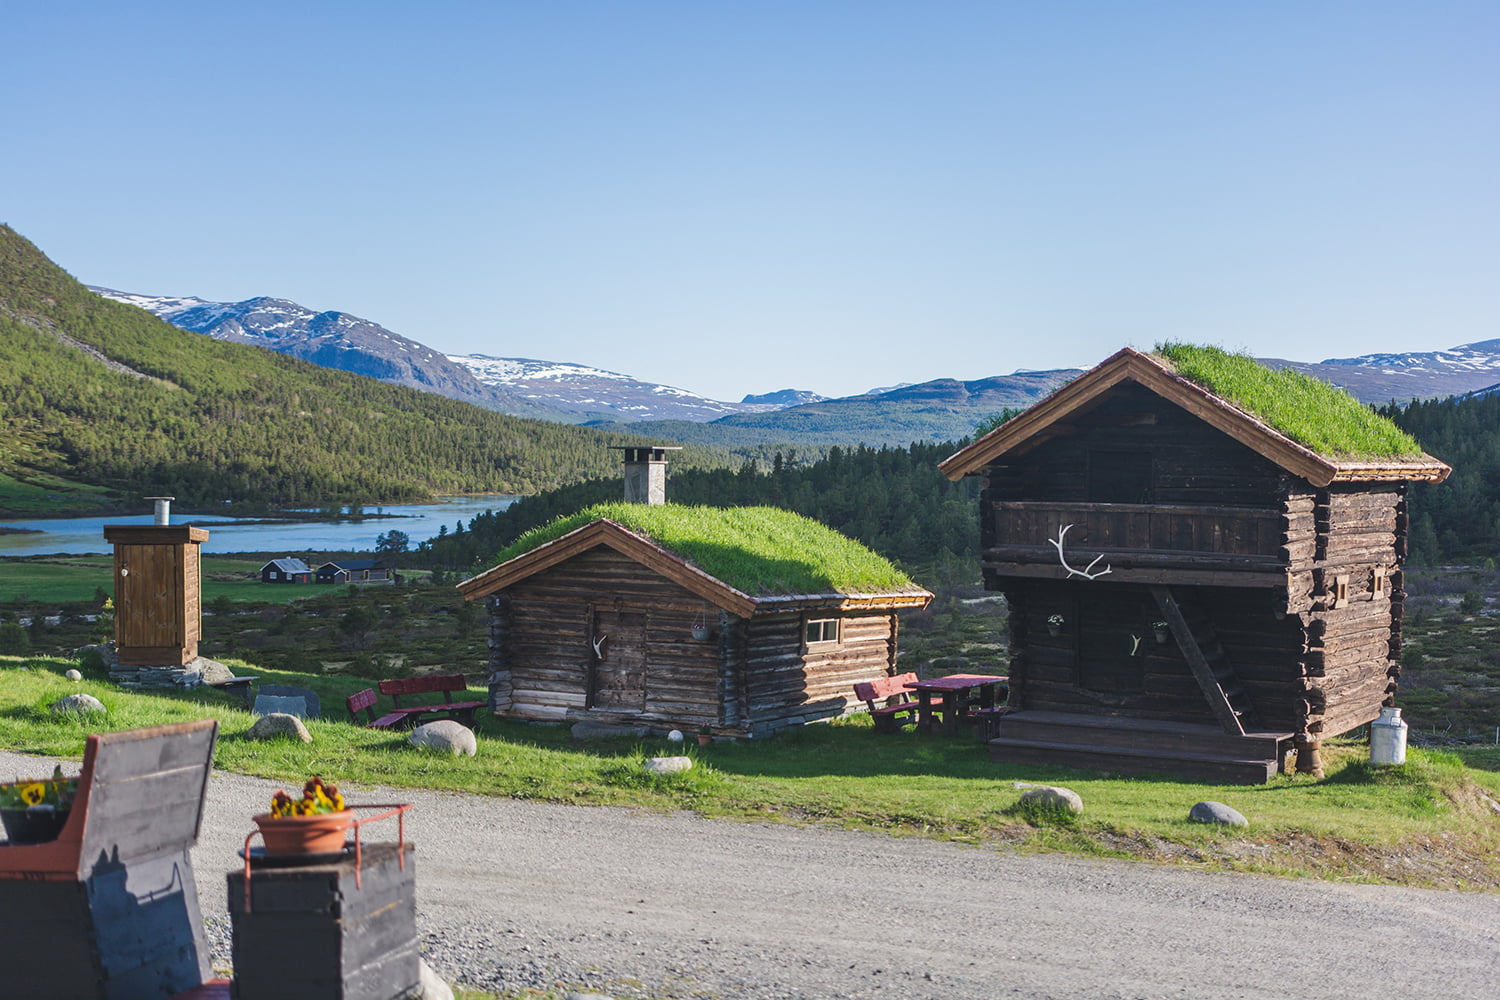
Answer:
589 609 647 712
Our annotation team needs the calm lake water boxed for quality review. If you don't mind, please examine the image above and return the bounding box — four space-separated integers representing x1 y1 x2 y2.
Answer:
0 495 516 556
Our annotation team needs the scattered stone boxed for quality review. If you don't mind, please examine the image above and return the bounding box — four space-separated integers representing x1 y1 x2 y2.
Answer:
64 669 83 682
643 756 693 776
50 693 106 716
667 729 684 743
571 720 649 741
419 958 454 1000
246 712 312 743
196 657 237 686
1018 785 1083 814
410 720 478 757
1189 801 1249 827
566 993 615 1000
255 684 320 718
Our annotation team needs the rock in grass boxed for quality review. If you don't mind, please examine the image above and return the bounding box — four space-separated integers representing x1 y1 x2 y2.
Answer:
409 720 478 757
246 712 312 743
1189 801 1248 827
1018 785 1083 814
50 693 105 716
644 756 693 776
64 669 83 682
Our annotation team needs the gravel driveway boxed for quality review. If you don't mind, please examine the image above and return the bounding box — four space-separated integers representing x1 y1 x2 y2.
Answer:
5 747 1500 999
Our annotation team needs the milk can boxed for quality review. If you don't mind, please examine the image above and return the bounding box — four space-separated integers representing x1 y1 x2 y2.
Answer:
1369 706 1408 766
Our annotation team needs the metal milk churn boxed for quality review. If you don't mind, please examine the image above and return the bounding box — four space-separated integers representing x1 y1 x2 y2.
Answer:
1369 706 1408 766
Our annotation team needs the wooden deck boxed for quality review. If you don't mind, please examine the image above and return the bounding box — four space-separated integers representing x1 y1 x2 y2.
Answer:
987 710 1294 784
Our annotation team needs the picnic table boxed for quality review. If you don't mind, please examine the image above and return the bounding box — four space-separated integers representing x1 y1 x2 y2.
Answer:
905 673 1008 736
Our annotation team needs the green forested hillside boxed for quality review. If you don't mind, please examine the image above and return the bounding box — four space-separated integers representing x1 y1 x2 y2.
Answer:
0 226 726 512
419 442 981 578
1386 394 1500 563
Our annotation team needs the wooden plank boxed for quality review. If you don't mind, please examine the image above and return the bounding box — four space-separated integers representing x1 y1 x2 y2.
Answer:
1150 586 1245 735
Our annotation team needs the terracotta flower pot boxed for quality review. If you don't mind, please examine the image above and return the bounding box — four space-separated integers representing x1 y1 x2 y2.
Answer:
253 811 354 856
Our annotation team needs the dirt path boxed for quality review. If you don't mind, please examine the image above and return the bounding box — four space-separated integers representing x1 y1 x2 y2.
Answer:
8 749 1500 998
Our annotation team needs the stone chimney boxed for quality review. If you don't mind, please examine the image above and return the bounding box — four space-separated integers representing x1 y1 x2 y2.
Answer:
618 446 681 505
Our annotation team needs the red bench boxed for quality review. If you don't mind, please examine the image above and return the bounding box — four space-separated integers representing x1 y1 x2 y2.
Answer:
853 672 921 733
377 674 485 728
345 688 419 730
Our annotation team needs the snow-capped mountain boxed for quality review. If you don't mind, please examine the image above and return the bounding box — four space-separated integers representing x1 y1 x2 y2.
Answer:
1261 339 1500 403
90 287 819 423
450 355 822 423
90 287 537 414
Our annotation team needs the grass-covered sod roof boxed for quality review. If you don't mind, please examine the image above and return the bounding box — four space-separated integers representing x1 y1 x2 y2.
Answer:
489 502 921 597
1154 342 1426 461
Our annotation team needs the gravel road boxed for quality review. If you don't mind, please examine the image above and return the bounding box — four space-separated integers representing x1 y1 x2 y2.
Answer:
6 747 1500 999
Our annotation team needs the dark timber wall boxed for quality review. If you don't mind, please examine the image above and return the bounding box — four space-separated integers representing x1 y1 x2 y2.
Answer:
483 546 898 736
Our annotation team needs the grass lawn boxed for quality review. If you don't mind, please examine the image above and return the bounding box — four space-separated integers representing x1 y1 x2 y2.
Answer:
0 555 327 605
3 653 1498 896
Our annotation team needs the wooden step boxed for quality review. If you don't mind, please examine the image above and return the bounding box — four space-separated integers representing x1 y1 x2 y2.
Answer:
995 710 1290 759
987 737 1279 784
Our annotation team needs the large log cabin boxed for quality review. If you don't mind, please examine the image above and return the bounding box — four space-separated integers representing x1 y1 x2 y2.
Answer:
456 504 932 737
938 345 1450 783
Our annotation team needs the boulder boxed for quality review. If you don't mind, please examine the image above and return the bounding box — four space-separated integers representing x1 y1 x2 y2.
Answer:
409 720 478 757
1189 801 1249 827
643 756 693 776
50 693 106 716
196 657 238 686
1018 785 1083 814
64 669 83 682
246 712 312 743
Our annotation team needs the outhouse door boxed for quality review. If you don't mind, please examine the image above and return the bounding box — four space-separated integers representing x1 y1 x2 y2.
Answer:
589 608 646 712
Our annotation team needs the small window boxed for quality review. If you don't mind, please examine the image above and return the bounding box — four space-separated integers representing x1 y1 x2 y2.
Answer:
804 618 840 644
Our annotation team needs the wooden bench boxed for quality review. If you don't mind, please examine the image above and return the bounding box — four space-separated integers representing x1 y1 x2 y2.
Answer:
0 719 219 997
377 674 485 728
346 687 421 730
853 672 921 733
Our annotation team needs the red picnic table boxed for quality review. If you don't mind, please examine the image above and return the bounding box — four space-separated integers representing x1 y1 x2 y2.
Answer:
905 673 1009 735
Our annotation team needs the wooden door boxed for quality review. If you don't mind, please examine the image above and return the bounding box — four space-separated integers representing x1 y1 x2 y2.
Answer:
590 609 647 712
115 543 183 648
1076 592 1145 694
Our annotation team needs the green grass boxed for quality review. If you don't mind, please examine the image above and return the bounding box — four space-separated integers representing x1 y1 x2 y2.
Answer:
3 653 1498 891
0 555 323 605
486 503 921 596
1155 342 1426 460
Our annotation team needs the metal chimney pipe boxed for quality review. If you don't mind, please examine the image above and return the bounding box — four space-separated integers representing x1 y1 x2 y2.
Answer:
145 496 174 526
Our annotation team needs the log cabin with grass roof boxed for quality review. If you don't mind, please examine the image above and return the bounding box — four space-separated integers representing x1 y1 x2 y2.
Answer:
456 503 932 737
939 344 1451 783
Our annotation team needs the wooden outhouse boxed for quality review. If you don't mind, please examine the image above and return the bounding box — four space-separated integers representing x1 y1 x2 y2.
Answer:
456 504 932 737
939 346 1450 782
103 504 208 668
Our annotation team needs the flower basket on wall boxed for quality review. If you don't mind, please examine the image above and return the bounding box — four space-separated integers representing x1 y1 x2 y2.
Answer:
0 773 77 845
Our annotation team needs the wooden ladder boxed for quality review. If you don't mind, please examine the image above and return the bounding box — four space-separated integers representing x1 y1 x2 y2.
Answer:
1150 586 1254 736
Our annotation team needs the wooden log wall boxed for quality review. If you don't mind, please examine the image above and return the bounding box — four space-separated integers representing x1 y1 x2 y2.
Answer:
1297 483 1406 738
483 546 903 736
741 611 896 736
492 547 723 727
981 386 1288 512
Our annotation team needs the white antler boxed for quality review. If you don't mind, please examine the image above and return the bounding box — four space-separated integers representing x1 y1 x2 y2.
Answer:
592 633 609 661
1048 523 1112 580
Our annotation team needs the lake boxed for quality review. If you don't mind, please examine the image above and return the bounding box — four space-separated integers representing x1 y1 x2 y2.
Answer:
0 495 516 556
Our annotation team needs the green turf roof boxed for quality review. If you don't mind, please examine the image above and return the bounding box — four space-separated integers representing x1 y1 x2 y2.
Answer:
488 502 921 597
1153 342 1426 461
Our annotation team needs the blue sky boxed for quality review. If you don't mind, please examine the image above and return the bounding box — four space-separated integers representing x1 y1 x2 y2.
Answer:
4 2 1496 400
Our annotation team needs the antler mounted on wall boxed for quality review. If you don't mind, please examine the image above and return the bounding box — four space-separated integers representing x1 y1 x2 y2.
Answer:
1048 523 1113 580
